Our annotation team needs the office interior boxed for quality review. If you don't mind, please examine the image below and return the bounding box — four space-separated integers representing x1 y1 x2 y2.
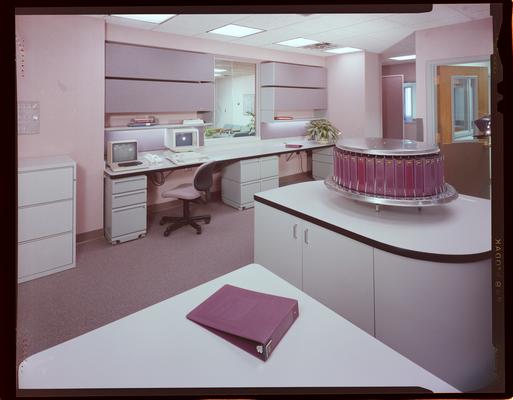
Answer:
15 4 501 395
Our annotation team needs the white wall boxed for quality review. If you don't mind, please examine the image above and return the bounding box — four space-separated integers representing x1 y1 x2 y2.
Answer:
327 51 382 138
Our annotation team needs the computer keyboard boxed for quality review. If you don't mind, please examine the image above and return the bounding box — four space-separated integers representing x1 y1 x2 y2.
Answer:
165 151 210 165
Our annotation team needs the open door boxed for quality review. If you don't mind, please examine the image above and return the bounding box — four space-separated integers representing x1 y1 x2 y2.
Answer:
435 64 491 199
382 75 404 139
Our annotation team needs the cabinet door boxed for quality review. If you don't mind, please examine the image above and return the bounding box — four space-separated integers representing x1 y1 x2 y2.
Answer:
374 249 494 391
105 79 214 113
254 203 303 289
261 87 327 111
106 42 214 82
260 62 326 88
302 222 375 335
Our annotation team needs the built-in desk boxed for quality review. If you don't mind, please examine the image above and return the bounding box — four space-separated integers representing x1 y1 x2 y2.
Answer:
103 137 333 178
18 264 457 393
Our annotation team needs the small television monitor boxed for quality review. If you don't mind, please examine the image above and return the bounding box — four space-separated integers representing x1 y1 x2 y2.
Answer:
106 140 144 170
165 128 199 152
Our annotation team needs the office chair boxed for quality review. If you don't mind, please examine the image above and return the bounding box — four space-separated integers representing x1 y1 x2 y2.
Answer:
160 161 217 236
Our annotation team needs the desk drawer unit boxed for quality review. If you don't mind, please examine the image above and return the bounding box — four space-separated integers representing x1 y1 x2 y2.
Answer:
221 156 279 210
312 147 334 180
17 157 76 283
105 175 147 244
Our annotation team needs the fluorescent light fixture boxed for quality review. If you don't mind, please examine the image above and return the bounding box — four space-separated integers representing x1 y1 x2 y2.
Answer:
208 24 263 37
389 54 416 61
110 14 176 24
214 68 227 73
275 38 320 47
214 73 223 77
325 47 362 54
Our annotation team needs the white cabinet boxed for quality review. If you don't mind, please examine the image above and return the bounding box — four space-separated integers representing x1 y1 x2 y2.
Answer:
17 156 76 283
222 156 279 210
254 202 375 335
260 62 326 88
312 146 334 180
302 221 374 335
374 249 494 391
104 175 147 244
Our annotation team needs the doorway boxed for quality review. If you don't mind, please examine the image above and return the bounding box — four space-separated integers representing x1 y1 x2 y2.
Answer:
430 60 491 199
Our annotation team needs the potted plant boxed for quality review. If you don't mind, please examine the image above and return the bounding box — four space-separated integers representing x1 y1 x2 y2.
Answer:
306 119 341 144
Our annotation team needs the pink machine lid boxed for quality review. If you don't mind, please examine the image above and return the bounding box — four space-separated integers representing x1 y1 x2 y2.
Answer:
186 284 298 344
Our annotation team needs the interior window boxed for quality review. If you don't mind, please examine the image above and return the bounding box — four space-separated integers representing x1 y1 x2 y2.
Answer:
206 59 256 141
403 82 416 123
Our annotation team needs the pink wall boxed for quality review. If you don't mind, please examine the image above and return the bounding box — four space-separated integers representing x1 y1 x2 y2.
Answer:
326 51 382 138
382 62 416 82
415 17 493 144
16 15 105 235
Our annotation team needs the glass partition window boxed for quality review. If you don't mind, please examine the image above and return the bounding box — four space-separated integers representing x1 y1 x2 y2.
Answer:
403 82 416 122
206 59 256 141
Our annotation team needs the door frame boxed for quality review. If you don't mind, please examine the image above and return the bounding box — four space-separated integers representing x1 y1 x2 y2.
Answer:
426 55 490 146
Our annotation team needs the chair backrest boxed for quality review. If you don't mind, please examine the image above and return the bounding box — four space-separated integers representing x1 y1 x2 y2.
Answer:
193 161 217 199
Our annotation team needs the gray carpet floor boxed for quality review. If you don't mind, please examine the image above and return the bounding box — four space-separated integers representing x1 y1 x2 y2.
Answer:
16 201 254 368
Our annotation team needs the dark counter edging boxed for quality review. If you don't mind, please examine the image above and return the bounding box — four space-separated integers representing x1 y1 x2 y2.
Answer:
254 195 491 264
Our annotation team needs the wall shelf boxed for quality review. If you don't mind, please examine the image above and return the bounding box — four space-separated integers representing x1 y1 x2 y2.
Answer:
105 123 213 132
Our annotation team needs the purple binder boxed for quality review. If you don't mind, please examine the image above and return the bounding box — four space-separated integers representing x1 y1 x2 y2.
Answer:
336 150 343 185
342 153 350 188
385 158 395 197
394 159 405 198
187 284 299 361
349 155 358 190
404 159 414 197
375 157 385 195
435 155 443 193
414 159 424 197
365 156 375 194
333 151 340 183
357 156 366 192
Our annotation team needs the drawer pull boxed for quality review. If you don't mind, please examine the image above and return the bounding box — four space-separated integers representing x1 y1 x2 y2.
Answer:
304 228 309 245
292 224 298 239
113 205 146 213
113 190 146 199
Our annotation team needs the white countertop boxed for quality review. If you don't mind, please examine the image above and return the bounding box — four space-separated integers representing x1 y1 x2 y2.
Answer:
255 181 491 257
18 264 457 392
105 137 332 177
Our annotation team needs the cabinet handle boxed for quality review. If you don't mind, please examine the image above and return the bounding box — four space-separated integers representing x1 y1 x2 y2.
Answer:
304 228 309 245
292 224 298 239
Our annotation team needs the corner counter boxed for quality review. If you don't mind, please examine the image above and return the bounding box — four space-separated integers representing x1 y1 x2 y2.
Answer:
253 181 493 392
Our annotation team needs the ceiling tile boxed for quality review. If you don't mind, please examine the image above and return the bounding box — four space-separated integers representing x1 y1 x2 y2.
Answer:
105 16 157 30
448 4 490 18
231 14 313 30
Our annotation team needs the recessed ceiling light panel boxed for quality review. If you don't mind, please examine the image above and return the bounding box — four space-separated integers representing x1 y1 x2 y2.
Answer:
208 24 263 37
110 14 176 24
389 55 416 61
275 38 320 47
324 47 362 54
214 68 227 73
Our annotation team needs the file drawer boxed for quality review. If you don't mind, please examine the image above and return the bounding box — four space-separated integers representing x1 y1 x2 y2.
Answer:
18 200 73 243
18 232 73 279
260 176 279 192
110 203 147 238
240 181 262 204
312 160 333 180
18 167 73 207
313 147 334 164
222 159 260 183
260 156 279 179
111 176 147 194
111 190 147 209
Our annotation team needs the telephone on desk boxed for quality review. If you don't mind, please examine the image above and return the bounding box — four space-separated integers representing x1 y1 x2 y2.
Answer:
165 151 210 165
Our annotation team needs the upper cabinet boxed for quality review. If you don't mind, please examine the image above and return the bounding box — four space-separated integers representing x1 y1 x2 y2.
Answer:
260 62 328 123
260 62 326 88
105 42 214 82
105 42 214 116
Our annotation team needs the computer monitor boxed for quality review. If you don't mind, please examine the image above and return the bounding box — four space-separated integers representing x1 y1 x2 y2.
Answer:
165 128 199 152
107 140 138 165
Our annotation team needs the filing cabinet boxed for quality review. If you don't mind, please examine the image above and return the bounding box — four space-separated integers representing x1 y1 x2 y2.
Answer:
221 156 279 210
104 175 147 244
312 146 334 180
17 155 76 283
